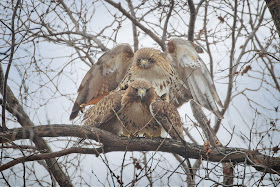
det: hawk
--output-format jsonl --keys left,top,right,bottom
{"left": 116, "top": 48, "right": 186, "bottom": 106}
{"left": 70, "top": 44, "right": 134, "bottom": 120}
{"left": 83, "top": 80, "right": 184, "bottom": 140}
{"left": 70, "top": 38, "right": 223, "bottom": 119}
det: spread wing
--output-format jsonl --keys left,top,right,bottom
{"left": 167, "top": 38, "right": 223, "bottom": 118}
{"left": 150, "top": 99, "right": 184, "bottom": 140}
{"left": 83, "top": 91, "right": 124, "bottom": 135}
{"left": 70, "top": 44, "right": 134, "bottom": 120}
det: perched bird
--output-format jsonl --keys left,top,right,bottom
{"left": 69, "top": 44, "right": 134, "bottom": 120}
{"left": 116, "top": 48, "right": 186, "bottom": 106}
{"left": 70, "top": 38, "right": 223, "bottom": 120}
{"left": 83, "top": 80, "right": 184, "bottom": 140}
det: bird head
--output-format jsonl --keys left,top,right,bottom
{"left": 135, "top": 49, "right": 157, "bottom": 69}
{"left": 137, "top": 88, "right": 146, "bottom": 99}
{"left": 125, "top": 81, "right": 157, "bottom": 104}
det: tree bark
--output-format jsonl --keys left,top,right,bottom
{"left": 1, "top": 124, "right": 280, "bottom": 175}
{"left": 265, "top": 0, "right": 280, "bottom": 36}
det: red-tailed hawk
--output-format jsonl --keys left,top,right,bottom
{"left": 70, "top": 44, "right": 134, "bottom": 120}
{"left": 116, "top": 48, "right": 187, "bottom": 106}
{"left": 70, "top": 38, "right": 223, "bottom": 119}
{"left": 83, "top": 80, "right": 183, "bottom": 140}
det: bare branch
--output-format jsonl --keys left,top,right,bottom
{"left": 126, "top": 0, "right": 139, "bottom": 51}
{"left": 2, "top": 0, "right": 21, "bottom": 131}
{"left": 0, "top": 65, "right": 74, "bottom": 187}
{"left": 103, "top": 0, "right": 166, "bottom": 50}
{"left": 0, "top": 147, "right": 101, "bottom": 172}
{"left": 1, "top": 125, "right": 280, "bottom": 175}
{"left": 162, "top": 0, "right": 174, "bottom": 43}
{"left": 187, "top": 0, "right": 196, "bottom": 41}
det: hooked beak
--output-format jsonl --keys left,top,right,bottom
{"left": 138, "top": 88, "right": 146, "bottom": 99}
{"left": 140, "top": 59, "right": 148, "bottom": 68}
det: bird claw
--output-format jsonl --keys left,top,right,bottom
{"left": 120, "top": 133, "right": 137, "bottom": 138}
{"left": 143, "top": 133, "right": 155, "bottom": 138}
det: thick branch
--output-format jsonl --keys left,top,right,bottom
{"left": 0, "top": 124, "right": 280, "bottom": 174}
{"left": 265, "top": 0, "right": 280, "bottom": 36}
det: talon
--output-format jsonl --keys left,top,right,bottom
{"left": 120, "top": 134, "right": 130, "bottom": 138}
{"left": 130, "top": 133, "right": 137, "bottom": 138}
{"left": 143, "top": 133, "right": 152, "bottom": 138}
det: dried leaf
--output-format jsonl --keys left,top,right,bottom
{"left": 272, "top": 146, "right": 279, "bottom": 153}
{"left": 204, "top": 141, "right": 211, "bottom": 156}
{"left": 218, "top": 16, "right": 225, "bottom": 23}
{"left": 198, "top": 29, "right": 204, "bottom": 40}
{"left": 241, "top": 65, "right": 252, "bottom": 75}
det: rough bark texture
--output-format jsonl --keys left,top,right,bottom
{"left": 1, "top": 124, "right": 280, "bottom": 174}
{"left": 265, "top": 0, "right": 280, "bottom": 36}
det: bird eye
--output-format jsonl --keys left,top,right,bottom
{"left": 137, "top": 59, "right": 141, "bottom": 63}
{"left": 135, "top": 88, "right": 138, "bottom": 92}
{"left": 148, "top": 58, "right": 153, "bottom": 63}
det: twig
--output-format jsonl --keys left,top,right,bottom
{"left": 103, "top": 0, "right": 165, "bottom": 50}
{"left": 187, "top": 0, "right": 196, "bottom": 42}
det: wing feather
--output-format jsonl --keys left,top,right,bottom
{"left": 83, "top": 91, "right": 124, "bottom": 135}
{"left": 150, "top": 100, "right": 184, "bottom": 140}
{"left": 167, "top": 38, "right": 223, "bottom": 118}
{"left": 70, "top": 44, "right": 134, "bottom": 120}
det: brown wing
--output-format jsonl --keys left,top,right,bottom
{"left": 167, "top": 38, "right": 223, "bottom": 118}
{"left": 70, "top": 44, "right": 134, "bottom": 120}
{"left": 150, "top": 99, "right": 184, "bottom": 140}
{"left": 83, "top": 91, "right": 124, "bottom": 135}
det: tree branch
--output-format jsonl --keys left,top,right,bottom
{"left": 57, "top": 0, "right": 108, "bottom": 52}
{"left": 103, "top": 0, "right": 166, "bottom": 50}
{"left": 162, "top": 0, "right": 174, "bottom": 43}
{"left": 0, "top": 124, "right": 280, "bottom": 175}
{"left": 0, "top": 65, "right": 74, "bottom": 187}
{"left": 2, "top": 0, "right": 21, "bottom": 131}
{"left": 264, "top": 0, "right": 280, "bottom": 37}
{"left": 187, "top": 0, "right": 196, "bottom": 42}
{"left": 0, "top": 147, "right": 101, "bottom": 172}
{"left": 190, "top": 102, "right": 235, "bottom": 185}
{"left": 126, "top": 0, "right": 139, "bottom": 52}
